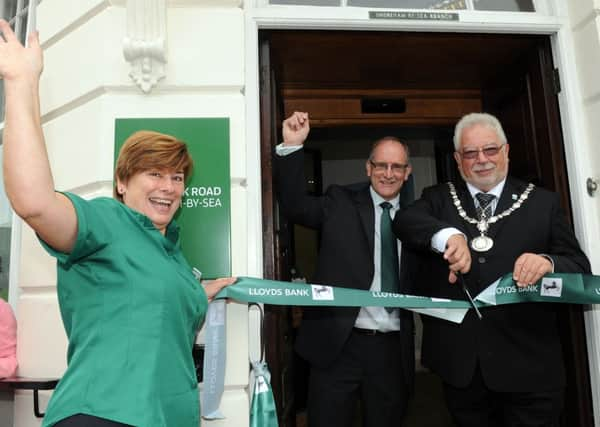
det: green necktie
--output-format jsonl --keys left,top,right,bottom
{"left": 380, "top": 202, "right": 399, "bottom": 300}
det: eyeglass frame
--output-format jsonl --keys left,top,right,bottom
{"left": 368, "top": 159, "right": 410, "bottom": 174}
{"left": 458, "top": 144, "right": 506, "bottom": 160}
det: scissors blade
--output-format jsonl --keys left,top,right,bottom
{"left": 457, "top": 273, "right": 483, "bottom": 320}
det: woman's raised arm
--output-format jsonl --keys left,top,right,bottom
{"left": 1, "top": 20, "right": 77, "bottom": 253}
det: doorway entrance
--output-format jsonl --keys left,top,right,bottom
{"left": 259, "top": 29, "right": 592, "bottom": 427}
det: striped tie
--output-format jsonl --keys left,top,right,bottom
{"left": 475, "top": 193, "right": 495, "bottom": 219}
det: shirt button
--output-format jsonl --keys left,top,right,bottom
{"left": 478, "top": 257, "right": 486, "bottom": 264}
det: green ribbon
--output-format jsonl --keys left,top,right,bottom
{"left": 476, "top": 273, "right": 600, "bottom": 306}
{"left": 249, "top": 361, "right": 278, "bottom": 427}
{"left": 201, "top": 300, "right": 226, "bottom": 420}
{"left": 206, "top": 273, "right": 599, "bottom": 422}
{"left": 215, "top": 276, "right": 473, "bottom": 323}
{"left": 218, "top": 274, "right": 600, "bottom": 307}
{"left": 215, "top": 274, "right": 600, "bottom": 324}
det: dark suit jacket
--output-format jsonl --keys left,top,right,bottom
{"left": 274, "top": 149, "right": 415, "bottom": 389}
{"left": 393, "top": 177, "right": 591, "bottom": 392}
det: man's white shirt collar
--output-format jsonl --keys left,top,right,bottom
{"left": 466, "top": 178, "right": 506, "bottom": 200}
{"left": 370, "top": 187, "right": 400, "bottom": 209}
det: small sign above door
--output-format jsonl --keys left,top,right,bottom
{"left": 369, "top": 11, "right": 459, "bottom": 21}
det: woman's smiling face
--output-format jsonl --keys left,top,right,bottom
{"left": 118, "top": 168, "right": 185, "bottom": 234}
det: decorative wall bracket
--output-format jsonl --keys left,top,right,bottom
{"left": 122, "top": 0, "right": 167, "bottom": 93}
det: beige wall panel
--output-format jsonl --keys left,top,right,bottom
{"left": 18, "top": 224, "right": 56, "bottom": 289}
{"left": 567, "top": 0, "right": 598, "bottom": 27}
{"left": 195, "top": 303, "right": 249, "bottom": 387}
{"left": 39, "top": 7, "right": 243, "bottom": 115}
{"left": 40, "top": 98, "right": 114, "bottom": 196}
{"left": 224, "top": 303, "right": 250, "bottom": 386}
{"left": 166, "top": 8, "right": 244, "bottom": 87}
{"left": 38, "top": 0, "right": 109, "bottom": 45}
{"left": 39, "top": 8, "right": 129, "bottom": 116}
{"left": 231, "top": 186, "right": 248, "bottom": 276}
{"left": 202, "top": 389, "right": 249, "bottom": 427}
{"left": 584, "top": 101, "right": 600, "bottom": 224}
{"left": 13, "top": 390, "right": 52, "bottom": 427}
{"left": 585, "top": 101, "right": 600, "bottom": 170}
{"left": 41, "top": 91, "right": 245, "bottom": 191}
{"left": 16, "top": 294, "right": 67, "bottom": 377}
{"left": 571, "top": 19, "right": 600, "bottom": 99}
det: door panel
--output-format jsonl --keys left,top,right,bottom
{"left": 259, "top": 33, "right": 297, "bottom": 427}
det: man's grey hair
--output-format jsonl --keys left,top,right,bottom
{"left": 453, "top": 113, "right": 507, "bottom": 150}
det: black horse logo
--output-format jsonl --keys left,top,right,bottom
{"left": 314, "top": 286, "right": 330, "bottom": 296}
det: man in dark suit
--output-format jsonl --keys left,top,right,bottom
{"left": 274, "top": 111, "right": 415, "bottom": 427}
{"left": 393, "top": 112, "right": 591, "bottom": 427}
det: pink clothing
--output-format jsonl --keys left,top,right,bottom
{"left": 0, "top": 299, "right": 17, "bottom": 378}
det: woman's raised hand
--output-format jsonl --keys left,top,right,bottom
{"left": 0, "top": 19, "right": 43, "bottom": 83}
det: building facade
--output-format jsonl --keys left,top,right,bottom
{"left": 1, "top": 0, "right": 600, "bottom": 426}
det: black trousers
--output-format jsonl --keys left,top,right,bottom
{"left": 443, "top": 365, "right": 564, "bottom": 427}
{"left": 307, "top": 329, "right": 409, "bottom": 427}
{"left": 54, "top": 414, "right": 133, "bottom": 427}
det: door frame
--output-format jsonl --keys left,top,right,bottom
{"left": 244, "top": 4, "right": 600, "bottom": 425}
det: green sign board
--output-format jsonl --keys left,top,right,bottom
{"left": 114, "top": 118, "right": 231, "bottom": 279}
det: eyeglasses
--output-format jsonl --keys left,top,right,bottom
{"left": 369, "top": 160, "right": 410, "bottom": 174}
{"left": 459, "top": 144, "right": 505, "bottom": 160}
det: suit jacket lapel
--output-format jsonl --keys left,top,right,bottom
{"left": 488, "top": 177, "right": 523, "bottom": 238}
{"left": 355, "top": 186, "right": 375, "bottom": 257}
{"left": 495, "top": 178, "right": 518, "bottom": 213}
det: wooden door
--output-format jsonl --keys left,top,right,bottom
{"left": 259, "top": 32, "right": 297, "bottom": 427}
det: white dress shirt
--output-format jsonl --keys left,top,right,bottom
{"left": 354, "top": 188, "right": 401, "bottom": 332}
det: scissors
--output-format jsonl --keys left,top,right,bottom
{"left": 456, "top": 272, "right": 483, "bottom": 320}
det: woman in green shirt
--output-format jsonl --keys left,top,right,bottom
{"left": 0, "top": 20, "right": 234, "bottom": 427}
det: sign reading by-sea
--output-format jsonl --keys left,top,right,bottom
{"left": 114, "top": 118, "right": 231, "bottom": 279}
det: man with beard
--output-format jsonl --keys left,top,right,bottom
{"left": 393, "top": 112, "right": 590, "bottom": 427}
{"left": 274, "top": 111, "right": 415, "bottom": 427}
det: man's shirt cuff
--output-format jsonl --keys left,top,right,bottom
{"left": 275, "top": 143, "right": 303, "bottom": 156}
{"left": 431, "top": 227, "right": 465, "bottom": 253}
{"left": 539, "top": 254, "right": 555, "bottom": 273}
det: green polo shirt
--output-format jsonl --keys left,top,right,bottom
{"left": 41, "top": 193, "right": 207, "bottom": 427}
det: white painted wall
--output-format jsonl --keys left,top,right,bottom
{"left": 565, "top": 1, "right": 600, "bottom": 425}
